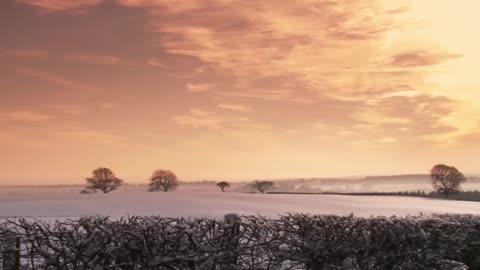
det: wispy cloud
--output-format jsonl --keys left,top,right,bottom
{"left": 174, "top": 109, "right": 223, "bottom": 129}
{"left": 388, "top": 50, "right": 461, "bottom": 67}
{"left": 114, "top": 0, "right": 467, "bottom": 141}
{"left": 17, "top": 0, "right": 102, "bottom": 11}
{"left": 379, "top": 137, "right": 397, "bottom": 143}
{"left": 100, "top": 102, "right": 116, "bottom": 109}
{"left": 216, "top": 89, "right": 291, "bottom": 102}
{"left": 186, "top": 82, "right": 216, "bottom": 93}
{"left": 50, "top": 105, "right": 85, "bottom": 115}
{"left": 0, "top": 111, "right": 53, "bottom": 122}
{"left": 218, "top": 104, "right": 253, "bottom": 113}
{"left": 5, "top": 0, "right": 480, "bottom": 178}
{"left": 174, "top": 109, "right": 269, "bottom": 131}
{"left": 2, "top": 49, "right": 48, "bottom": 58}
{"left": 146, "top": 59, "right": 167, "bottom": 68}
{"left": 64, "top": 53, "right": 123, "bottom": 65}
{"left": 16, "top": 67, "right": 96, "bottom": 91}
{"left": 63, "top": 52, "right": 168, "bottom": 69}
{"left": 51, "top": 129, "right": 125, "bottom": 144}
{"left": 131, "top": 1, "right": 411, "bottom": 85}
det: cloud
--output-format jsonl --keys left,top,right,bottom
{"left": 63, "top": 53, "right": 168, "bottom": 68}
{"left": 15, "top": 1, "right": 460, "bottom": 104}
{"left": 186, "top": 82, "right": 216, "bottom": 93}
{"left": 174, "top": 109, "right": 223, "bottom": 129}
{"left": 190, "top": 109, "right": 214, "bottom": 116}
{"left": 312, "top": 123, "right": 336, "bottom": 131}
{"left": 2, "top": 49, "right": 48, "bottom": 58}
{"left": 388, "top": 50, "right": 461, "bottom": 67}
{"left": 216, "top": 89, "right": 291, "bottom": 102}
{"left": 51, "top": 129, "right": 124, "bottom": 144}
{"left": 218, "top": 104, "right": 253, "bottom": 113}
{"left": 17, "top": 0, "right": 103, "bottom": 11}
{"left": 100, "top": 102, "right": 116, "bottom": 109}
{"left": 64, "top": 53, "right": 124, "bottom": 65}
{"left": 174, "top": 109, "right": 269, "bottom": 131}
{"left": 50, "top": 105, "right": 85, "bottom": 115}
{"left": 355, "top": 110, "right": 410, "bottom": 125}
{"left": 0, "top": 111, "right": 53, "bottom": 122}
{"left": 379, "top": 137, "right": 397, "bottom": 143}
{"left": 146, "top": 59, "right": 167, "bottom": 67}
{"left": 131, "top": 1, "right": 409, "bottom": 82}
{"left": 16, "top": 67, "right": 96, "bottom": 91}
{"left": 350, "top": 94, "right": 457, "bottom": 145}
{"left": 229, "top": 117, "right": 271, "bottom": 131}
{"left": 337, "top": 130, "right": 355, "bottom": 136}
{"left": 7, "top": 2, "right": 473, "bottom": 147}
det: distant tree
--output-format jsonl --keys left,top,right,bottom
{"left": 85, "top": 167, "right": 123, "bottom": 193}
{"left": 217, "top": 181, "right": 231, "bottom": 192}
{"left": 148, "top": 169, "right": 179, "bottom": 192}
{"left": 252, "top": 180, "right": 275, "bottom": 194}
{"left": 431, "top": 164, "right": 466, "bottom": 197}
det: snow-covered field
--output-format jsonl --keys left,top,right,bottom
{"left": 1, "top": 186, "right": 480, "bottom": 219}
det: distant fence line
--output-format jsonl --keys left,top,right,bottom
{"left": 1, "top": 213, "right": 480, "bottom": 269}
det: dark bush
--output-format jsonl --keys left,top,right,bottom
{"left": 2, "top": 214, "right": 479, "bottom": 269}
{"left": 428, "top": 190, "right": 480, "bottom": 201}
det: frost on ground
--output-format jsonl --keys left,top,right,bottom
{"left": 0, "top": 187, "right": 479, "bottom": 219}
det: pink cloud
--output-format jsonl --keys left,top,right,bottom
{"left": 17, "top": 0, "right": 103, "bottom": 11}
{"left": 64, "top": 53, "right": 123, "bottom": 65}
{"left": 218, "top": 104, "right": 254, "bottom": 113}
{"left": 2, "top": 49, "right": 48, "bottom": 58}
{"left": 64, "top": 53, "right": 166, "bottom": 68}
{"left": 146, "top": 59, "right": 167, "bottom": 67}
{"left": 100, "top": 102, "right": 116, "bottom": 109}
{"left": 16, "top": 67, "right": 97, "bottom": 91}
{"left": 174, "top": 109, "right": 269, "bottom": 131}
{"left": 186, "top": 82, "right": 216, "bottom": 93}
{"left": 389, "top": 50, "right": 461, "bottom": 67}
{"left": 0, "top": 111, "right": 53, "bottom": 122}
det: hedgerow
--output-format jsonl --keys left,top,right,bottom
{"left": 1, "top": 214, "right": 479, "bottom": 269}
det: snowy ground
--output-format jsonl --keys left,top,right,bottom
{"left": 1, "top": 187, "right": 480, "bottom": 219}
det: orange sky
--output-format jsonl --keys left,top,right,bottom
{"left": 1, "top": 0, "right": 480, "bottom": 184}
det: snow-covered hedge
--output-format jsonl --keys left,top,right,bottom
{"left": 2, "top": 214, "right": 480, "bottom": 269}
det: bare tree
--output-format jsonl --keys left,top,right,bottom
{"left": 148, "top": 169, "right": 179, "bottom": 192}
{"left": 85, "top": 167, "right": 123, "bottom": 193}
{"left": 217, "top": 181, "right": 231, "bottom": 192}
{"left": 252, "top": 181, "right": 275, "bottom": 194}
{"left": 431, "top": 164, "right": 466, "bottom": 197}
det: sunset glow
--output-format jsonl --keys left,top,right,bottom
{"left": 1, "top": 0, "right": 480, "bottom": 184}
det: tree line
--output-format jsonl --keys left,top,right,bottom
{"left": 81, "top": 167, "right": 275, "bottom": 194}
{"left": 81, "top": 164, "right": 468, "bottom": 198}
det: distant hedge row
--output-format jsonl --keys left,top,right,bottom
{"left": 1, "top": 214, "right": 480, "bottom": 269}
{"left": 297, "top": 190, "right": 480, "bottom": 202}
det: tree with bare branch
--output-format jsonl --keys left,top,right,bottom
{"left": 430, "top": 164, "right": 466, "bottom": 197}
{"left": 148, "top": 169, "right": 179, "bottom": 192}
{"left": 252, "top": 180, "right": 275, "bottom": 194}
{"left": 217, "top": 181, "right": 231, "bottom": 192}
{"left": 85, "top": 167, "right": 123, "bottom": 193}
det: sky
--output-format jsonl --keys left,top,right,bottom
{"left": 1, "top": 0, "right": 480, "bottom": 184}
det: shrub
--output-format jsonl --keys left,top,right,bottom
{"left": 3, "top": 214, "right": 480, "bottom": 269}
